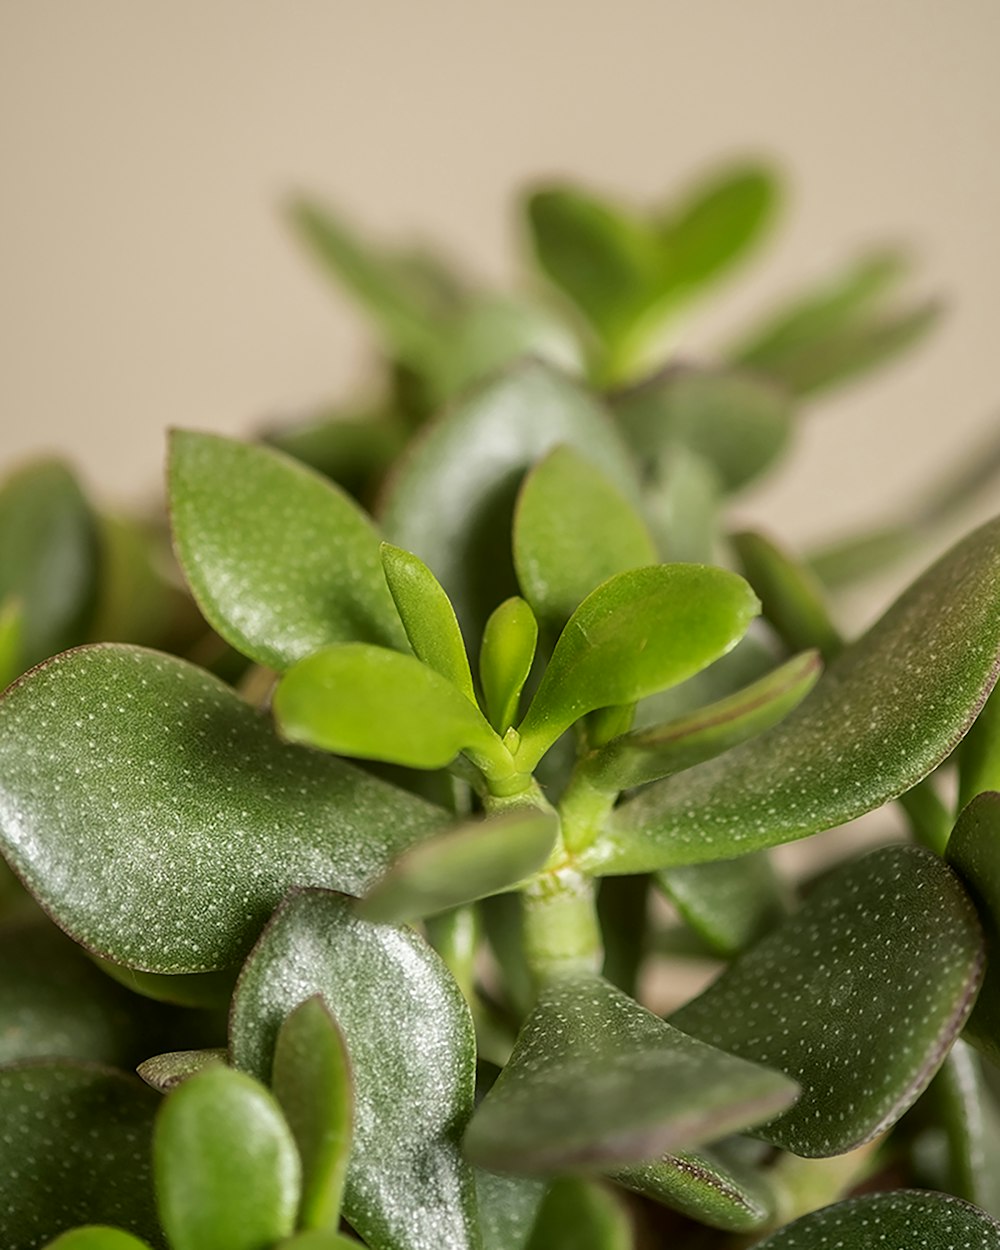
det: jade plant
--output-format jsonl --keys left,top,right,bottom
{"left": 4, "top": 160, "right": 1000, "bottom": 1250}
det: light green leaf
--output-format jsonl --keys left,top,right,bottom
{"left": 358, "top": 808, "right": 559, "bottom": 924}
{"left": 169, "top": 431, "right": 404, "bottom": 671}
{"left": 919, "top": 1039, "right": 1000, "bottom": 1216}
{"left": 381, "top": 543, "right": 475, "bottom": 700}
{"left": 960, "top": 687, "right": 1000, "bottom": 811}
{"left": 272, "top": 996, "right": 353, "bottom": 1232}
{"left": 276, "top": 1233, "right": 368, "bottom": 1250}
{"left": 752, "top": 1191, "right": 1000, "bottom": 1248}
{"left": 463, "top": 972, "right": 797, "bottom": 1174}
{"left": 136, "top": 1050, "right": 227, "bottom": 1094}
{"left": 155, "top": 1066, "right": 300, "bottom": 1250}
{"left": 525, "top": 1178, "right": 631, "bottom": 1250}
{"left": 595, "top": 515, "right": 1000, "bottom": 874}
{"left": 0, "top": 596, "right": 24, "bottom": 688}
{"left": 230, "top": 889, "right": 479, "bottom": 1250}
{"left": 515, "top": 565, "right": 760, "bottom": 771}
{"left": 731, "top": 531, "right": 841, "bottom": 660}
{"left": 0, "top": 645, "right": 446, "bottom": 972}
{"left": 657, "top": 853, "right": 789, "bottom": 959}
{"left": 672, "top": 846, "right": 984, "bottom": 1157}
{"left": 44, "top": 1228, "right": 154, "bottom": 1249}
{"left": 479, "top": 598, "right": 539, "bottom": 734}
{"left": 513, "top": 446, "right": 657, "bottom": 630}
{"left": 476, "top": 1171, "right": 546, "bottom": 1250}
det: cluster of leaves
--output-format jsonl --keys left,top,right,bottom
{"left": 2, "top": 161, "right": 1000, "bottom": 1250}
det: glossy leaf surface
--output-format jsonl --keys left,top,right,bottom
{"left": 136, "top": 1050, "right": 226, "bottom": 1094}
{"left": 0, "top": 1062, "right": 160, "bottom": 1249}
{"left": 597, "top": 515, "right": 1000, "bottom": 873}
{"left": 0, "top": 645, "right": 445, "bottom": 972}
{"left": 43, "top": 1229, "right": 154, "bottom": 1250}
{"left": 732, "top": 531, "right": 841, "bottom": 660}
{"left": 752, "top": 1191, "right": 1000, "bottom": 1248}
{"left": 524, "top": 1178, "right": 631, "bottom": 1250}
{"left": 155, "top": 1066, "right": 300, "bottom": 1250}
{"left": 657, "top": 852, "right": 789, "bottom": 959}
{"left": 463, "top": 972, "right": 797, "bottom": 1174}
{"left": 230, "top": 889, "right": 479, "bottom": 1250}
{"left": 479, "top": 598, "right": 538, "bottom": 734}
{"left": 169, "top": 431, "right": 403, "bottom": 671}
{"left": 672, "top": 846, "right": 983, "bottom": 1156}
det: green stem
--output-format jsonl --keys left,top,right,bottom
{"left": 521, "top": 869, "right": 602, "bottom": 984}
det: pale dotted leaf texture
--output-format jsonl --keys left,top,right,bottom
{"left": 136, "top": 1050, "right": 227, "bottom": 1094}
{"left": 0, "top": 1061, "right": 161, "bottom": 1250}
{"left": 524, "top": 1177, "right": 632, "bottom": 1250}
{"left": 463, "top": 972, "right": 797, "bottom": 1175}
{"left": 476, "top": 1170, "right": 546, "bottom": 1250}
{"left": 920, "top": 1039, "right": 1000, "bottom": 1217}
{"left": 945, "top": 792, "right": 1000, "bottom": 1067}
{"left": 512, "top": 445, "right": 657, "bottom": 631}
{"left": 155, "top": 1066, "right": 300, "bottom": 1250}
{"left": 595, "top": 515, "right": 1000, "bottom": 875}
{"left": 751, "top": 1190, "right": 1000, "bottom": 1249}
{"left": 43, "top": 1228, "right": 155, "bottom": 1249}
{"left": 380, "top": 361, "right": 640, "bottom": 642}
{"left": 671, "top": 846, "right": 984, "bottom": 1158}
{"left": 0, "top": 645, "right": 447, "bottom": 973}
{"left": 229, "top": 889, "right": 479, "bottom": 1250}
{"left": 657, "top": 852, "right": 790, "bottom": 960}
{"left": 169, "top": 430, "right": 404, "bottom": 673}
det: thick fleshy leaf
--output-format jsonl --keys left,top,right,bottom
{"left": 513, "top": 446, "right": 656, "bottom": 630}
{"left": 136, "top": 1050, "right": 227, "bottom": 1094}
{"left": 0, "top": 1062, "right": 160, "bottom": 1249}
{"left": 264, "top": 405, "right": 407, "bottom": 503}
{"left": 672, "top": 846, "right": 984, "bottom": 1157}
{"left": 479, "top": 598, "right": 539, "bottom": 734}
{"left": 169, "top": 431, "right": 403, "bottom": 671}
{"left": 92, "top": 960, "right": 236, "bottom": 1009}
{"left": 657, "top": 853, "right": 789, "bottom": 959}
{"left": 272, "top": 996, "right": 353, "bottom": 1232}
{"left": 524, "top": 1178, "right": 631, "bottom": 1250}
{"left": 960, "top": 687, "right": 1000, "bottom": 810}
{"left": 358, "top": 808, "right": 559, "bottom": 923}
{"left": 476, "top": 1171, "right": 546, "bottom": 1250}
{"left": 154, "top": 1066, "right": 300, "bottom": 1250}
{"left": 732, "top": 531, "right": 841, "bottom": 660}
{"left": 0, "top": 645, "right": 445, "bottom": 972}
{"left": 752, "top": 1191, "right": 1000, "bottom": 1249}
{"left": 0, "top": 596, "right": 24, "bottom": 688}
{"left": 229, "top": 889, "right": 479, "bottom": 1250}
{"left": 514, "top": 565, "right": 759, "bottom": 771}
{"left": 43, "top": 1229, "right": 154, "bottom": 1249}
{"left": 595, "top": 515, "right": 1000, "bottom": 874}
{"left": 463, "top": 972, "right": 797, "bottom": 1174}
{"left": 277, "top": 1234, "right": 370, "bottom": 1250}
{"left": 381, "top": 362, "right": 639, "bottom": 641}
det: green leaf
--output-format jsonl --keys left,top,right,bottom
{"left": 0, "top": 645, "right": 446, "bottom": 972}
{"left": 642, "top": 443, "right": 722, "bottom": 563}
{"left": 136, "top": 1050, "right": 227, "bottom": 1094}
{"left": 272, "top": 996, "right": 353, "bottom": 1232}
{"left": 585, "top": 650, "right": 821, "bottom": 792}
{"left": 960, "top": 686, "right": 1000, "bottom": 811}
{"left": 155, "top": 1066, "right": 300, "bottom": 1250}
{"left": 264, "top": 405, "right": 407, "bottom": 502}
{"left": 358, "top": 808, "right": 559, "bottom": 923}
{"left": 476, "top": 1171, "right": 546, "bottom": 1250}
{"left": 0, "top": 1062, "right": 160, "bottom": 1249}
{"left": 807, "top": 524, "right": 920, "bottom": 590}
{"left": 381, "top": 543, "right": 475, "bottom": 700}
{"left": 381, "top": 362, "right": 640, "bottom": 642}
{"left": 479, "top": 598, "right": 539, "bottom": 734}
{"left": 919, "top": 1039, "right": 1000, "bottom": 1216}
{"left": 0, "top": 596, "right": 24, "bottom": 688}
{"left": 169, "top": 431, "right": 403, "bottom": 671}
{"left": 595, "top": 515, "right": 1000, "bottom": 874}
{"left": 0, "top": 459, "right": 100, "bottom": 672}
{"left": 229, "top": 889, "right": 479, "bottom": 1250}
{"left": 731, "top": 531, "right": 841, "bottom": 660}
{"left": 92, "top": 960, "right": 236, "bottom": 1009}
{"left": 513, "top": 446, "right": 657, "bottom": 630}
{"left": 276, "top": 1234, "right": 367, "bottom": 1250}
{"left": 657, "top": 852, "right": 789, "bottom": 959}
{"left": 463, "top": 972, "right": 797, "bottom": 1174}
{"left": 43, "top": 1229, "right": 155, "bottom": 1249}
{"left": 672, "top": 846, "right": 984, "bottom": 1157}
{"left": 525, "top": 1178, "right": 631, "bottom": 1250}
{"left": 515, "top": 565, "right": 760, "bottom": 771}
{"left": 751, "top": 1190, "right": 1000, "bottom": 1248}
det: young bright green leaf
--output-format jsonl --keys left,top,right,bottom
{"left": 169, "top": 431, "right": 404, "bottom": 671}
{"left": 920, "top": 1039, "right": 1000, "bottom": 1216}
{"left": 155, "top": 1066, "right": 300, "bottom": 1250}
{"left": 479, "top": 597, "right": 539, "bottom": 734}
{"left": 515, "top": 565, "right": 760, "bottom": 771}
{"left": 672, "top": 846, "right": 984, "bottom": 1157}
{"left": 0, "top": 1062, "right": 160, "bottom": 1249}
{"left": 731, "top": 531, "right": 842, "bottom": 660}
{"left": 513, "top": 446, "right": 657, "bottom": 629}
{"left": 230, "top": 889, "right": 479, "bottom": 1250}
{"left": 476, "top": 1171, "right": 547, "bottom": 1250}
{"left": 752, "top": 1191, "right": 1000, "bottom": 1249}
{"left": 136, "top": 1050, "right": 227, "bottom": 1094}
{"left": 595, "top": 514, "right": 1000, "bottom": 874}
{"left": 960, "top": 687, "right": 1000, "bottom": 811}
{"left": 272, "top": 996, "right": 353, "bottom": 1232}
{"left": 524, "top": 1178, "right": 631, "bottom": 1250}
{"left": 381, "top": 543, "right": 475, "bottom": 700}
{"left": 0, "top": 596, "right": 24, "bottom": 688}
{"left": 585, "top": 650, "right": 821, "bottom": 792}
{"left": 43, "top": 1228, "right": 155, "bottom": 1249}
{"left": 358, "top": 808, "right": 559, "bottom": 924}
{"left": 274, "top": 643, "right": 505, "bottom": 772}
{"left": 657, "top": 852, "right": 790, "bottom": 959}
{"left": 276, "top": 1233, "right": 369, "bottom": 1250}
{"left": 0, "top": 645, "right": 446, "bottom": 972}
{"left": 463, "top": 972, "right": 797, "bottom": 1174}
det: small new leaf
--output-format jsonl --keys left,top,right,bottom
{"left": 479, "top": 598, "right": 539, "bottom": 734}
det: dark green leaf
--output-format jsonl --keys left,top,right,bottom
{"left": 479, "top": 598, "right": 539, "bottom": 734}
{"left": 463, "top": 972, "right": 797, "bottom": 1174}
{"left": 263, "top": 405, "right": 407, "bottom": 503}
{"left": 91, "top": 960, "right": 236, "bottom": 1009}
{"left": 230, "top": 889, "right": 479, "bottom": 1250}
{"left": 155, "top": 1066, "right": 300, "bottom": 1250}
{"left": 476, "top": 1171, "right": 546, "bottom": 1250}
{"left": 169, "top": 431, "right": 403, "bottom": 671}
{"left": 597, "top": 875, "right": 650, "bottom": 996}
{"left": 657, "top": 852, "right": 789, "bottom": 959}
{"left": 919, "top": 1039, "right": 1000, "bottom": 1215}
{"left": 43, "top": 1229, "right": 154, "bottom": 1249}
{"left": 525, "top": 1178, "right": 631, "bottom": 1250}
{"left": 89, "top": 513, "right": 192, "bottom": 652}
{"left": 672, "top": 846, "right": 984, "bottom": 1156}
{"left": 752, "top": 1190, "right": 1000, "bottom": 1248}
{"left": 0, "top": 645, "right": 445, "bottom": 972}
{"left": 732, "top": 531, "right": 841, "bottom": 660}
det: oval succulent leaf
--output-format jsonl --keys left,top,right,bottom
{"left": 731, "top": 531, "right": 841, "bottom": 660}
{"left": 524, "top": 1177, "right": 632, "bottom": 1250}
{"left": 154, "top": 1066, "right": 300, "bottom": 1250}
{"left": 920, "top": 1039, "right": 1000, "bottom": 1216}
{"left": 657, "top": 852, "right": 790, "bottom": 960}
{"left": 476, "top": 1171, "right": 546, "bottom": 1250}
{"left": 515, "top": 565, "right": 760, "bottom": 771}
{"left": 513, "top": 445, "right": 657, "bottom": 630}
{"left": 597, "top": 514, "right": 1000, "bottom": 874}
{"left": 479, "top": 597, "right": 539, "bottom": 734}
{"left": 43, "top": 1229, "right": 155, "bottom": 1249}
{"left": 671, "top": 846, "right": 984, "bottom": 1157}
{"left": 169, "top": 430, "right": 404, "bottom": 671}
{"left": 229, "top": 889, "right": 480, "bottom": 1250}
{"left": 0, "top": 645, "right": 446, "bottom": 972}
{"left": 136, "top": 1050, "right": 227, "bottom": 1094}
{"left": 463, "top": 971, "right": 798, "bottom": 1175}
{"left": 276, "top": 1233, "right": 372, "bottom": 1250}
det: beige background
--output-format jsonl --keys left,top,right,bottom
{"left": 2, "top": 1, "right": 998, "bottom": 599}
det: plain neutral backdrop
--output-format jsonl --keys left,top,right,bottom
{"left": 2, "top": 2, "right": 998, "bottom": 599}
